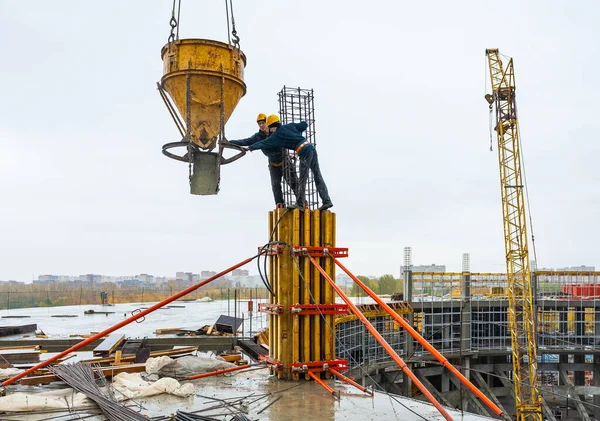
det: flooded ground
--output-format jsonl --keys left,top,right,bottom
{"left": 0, "top": 300, "right": 269, "bottom": 339}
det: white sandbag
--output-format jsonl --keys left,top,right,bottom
{"left": 145, "top": 355, "right": 176, "bottom": 374}
{"left": 112, "top": 372, "right": 195, "bottom": 398}
{"left": 155, "top": 355, "right": 234, "bottom": 378}
{"left": 0, "top": 368, "right": 23, "bottom": 380}
{"left": 0, "top": 388, "right": 91, "bottom": 412}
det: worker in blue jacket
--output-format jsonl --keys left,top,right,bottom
{"left": 248, "top": 114, "right": 333, "bottom": 211}
{"left": 228, "top": 113, "right": 299, "bottom": 207}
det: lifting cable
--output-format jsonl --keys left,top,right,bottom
{"left": 225, "top": 0, "right": 241, "bottom": 48}
{"left": 516, "top": 116, "right": 539, "bottom": 268}
{"left": 168, "top": 0, "right": 182, "bottom": 44}
{"left": 486, "top": 57, "right": 494, "bottom": 152}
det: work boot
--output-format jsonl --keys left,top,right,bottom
{"left": 319, "top": 202, "right": 333, "bottom": 211}
{"left": 288, "top": 203, "right": 304, "bottom": 210}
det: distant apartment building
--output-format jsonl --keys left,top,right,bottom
{"left": 136, "top": 273, "right": 155, "bottom": 284}
{"left": 200, "top": 270, "right": 217, "bottom": 278}
{"left": 400, "top": 264, "right": 446, "bottom": 277}
{"left": 534, "top": 263, "right": 596, "bottom": 272}
{"left": 176, "top": 272, "right": 193, "bottom": 282}
{"left": 232, "top": 269, "right": 249, "bottom": 277}
{"left": 117, "top": 279, "right": 142, "bottom": 287}
{"left": 38, "top": 274, "right": 59, "bottom": 282}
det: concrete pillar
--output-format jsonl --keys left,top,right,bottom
{"left": 403, "top": 270, "right": 413, "bottom": 396}
{"left": 594, "top": 354, "right": 600, "bottom": 420}
{"left": 441, "top": 370, "right": 450, "bottom": 393}
{"left": 559, "top": 354, "right": 569, "bottom": 386}
{"left": 461, "top": 357, "right": 471, "bottom": 411}
{"left": 461, "top": 273, "right": 472, "bottom": 351}
{"left": 574, "top": 353, "right": 585, "bottom": 401}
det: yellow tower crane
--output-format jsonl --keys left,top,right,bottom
{"left": 485, "top": 48, "right": 542, "bottom": 421}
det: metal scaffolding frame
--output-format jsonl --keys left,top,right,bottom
{"left": 335, "top": 271, "right": 600, "bottom": 368}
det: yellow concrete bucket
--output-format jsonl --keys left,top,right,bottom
{"left": 159, "top": 39, "right": 247, "bottom": 195}
{"left": 161, "top": 39, "right": 246, "bottom": 149}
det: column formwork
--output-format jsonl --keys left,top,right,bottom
{"left": 266, "top": 207, "right": 336, "bottom": 380}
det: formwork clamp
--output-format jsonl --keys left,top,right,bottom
{"left": 290, "top": 246, "right": 349, "bottom": 258}
{"left": 289, "top": 304, "right": 349, "bottom": 315}
{"left": 258, "top": 303, "right": 284, "bottom": 315}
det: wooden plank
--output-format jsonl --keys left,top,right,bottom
{"left": 0, "top": 345, "right": 40, "bottom": 351}
{"left": 20, "top": 363, "right": 147, "bottom": 386}
{"left": 93, "top": 334, "right": 125, "bottom": 356}
{"left": 83, "top": 346, "right": 199, "bottom": 365}
{"left": 0, "top": 350, "right": 40, "bottom": 364}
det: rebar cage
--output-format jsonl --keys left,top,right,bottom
{"left": 278, "top": 86, "right": 319, "bottom": 209}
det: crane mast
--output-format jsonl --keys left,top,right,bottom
{"left": 485, "top": 48, "right": 542, "bottom": 421}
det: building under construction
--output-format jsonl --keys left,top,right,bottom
{"left": 333, "top": 250, "right": 600, "bottom": 421}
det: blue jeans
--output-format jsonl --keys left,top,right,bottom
{"left": 269, "top": 156, "right": 299, "bottom": 205}
{"left": 296, "top": 147, "right": 331, "bottom": 206}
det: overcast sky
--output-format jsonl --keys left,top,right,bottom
{"left": 1, "top": 1, "right": 598, "bottom": 282}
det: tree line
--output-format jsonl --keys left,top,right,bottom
{"left": 0, "top": 275, "right": 402, "bottom": 310}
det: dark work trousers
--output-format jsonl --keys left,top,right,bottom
{"left": 269, "top": 156, "right": 299, "bottom": 205}
{"left": 296, "top": 147, "right": 331, "bottom": 207}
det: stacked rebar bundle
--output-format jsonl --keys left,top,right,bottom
{"left": 49, "top": 362, "right": 148, "bottom": 421}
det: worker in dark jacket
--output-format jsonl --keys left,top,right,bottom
{"left": 228, "top": 113, "right": 299, "bottom": 207}
{"left": 248, "top": 114, "right": 333, "bottom": 211}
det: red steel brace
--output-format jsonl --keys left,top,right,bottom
{"left": 258, "top": 355, "right": 284, "bottom": 371}
{"left": 289, "top": 359, "right": 349, "bottom": 373}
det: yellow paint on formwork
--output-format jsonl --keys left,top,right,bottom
{"left": 302, "top": 210, "right": 312, "bottom": 380}
{"left": 268, "top": 208, "right": 335, "bottom": 380}
{"left": 268, "top": 211, "right": 276, "bottom": 362}
{"left": 291, "top": 209, "right": 301, "bottom": 380}
{"left": 322, "top": 211, "right": 335, "bottom": 371}
{"left": 160, "top": 39, "right": 246, "bottom": 150}
{"left": 311, "top": 211, "right": 321, "bottom": 363}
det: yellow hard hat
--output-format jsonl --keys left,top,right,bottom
{"left": 266, "top": 114, "right": 280, "bottom": 127}
{"left": 256, "top": 113, "right": 267, "bottom": 122}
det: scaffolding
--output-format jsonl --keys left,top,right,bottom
{"left": 335, "top": 270, "right": 600, "bottom": 364}
{"left": 277, "top": 86, "right": 319, "bottom": 209}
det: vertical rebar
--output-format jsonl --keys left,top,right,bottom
{"left": 278, "top": 86, "right": 319, "bottom": 209}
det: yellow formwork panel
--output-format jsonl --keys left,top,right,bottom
{"left": 302, "top": 210, "right": 311, "bottom": 367}
{"left": 161, "top": 39, "right": 246, "bottom": 150}
{"left": 292, "top": 209, "right": 301, "bottom": 379}
{"left": 268, "top": 211, "right": 276, "bottom": 365}
{"left": 322, "top": 211, "right": 335, "bottom": 368}
{"left": 267, "top": 209, "right": 336, "bottom": 380}
{"left": 277, "top": 210, "right": 290, "bottom": 378}
{"left": 311, "top": 210, "right": 321, "bottom": 363}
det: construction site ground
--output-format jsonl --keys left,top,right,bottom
{"left": 1, "top": 367, "right": 497, "bottom": 421}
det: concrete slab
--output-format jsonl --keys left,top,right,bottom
{"left": 2, "top": 369, "right": 497, "bottom": 420}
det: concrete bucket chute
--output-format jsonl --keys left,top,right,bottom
{"left": 158, "top": 39, "right": 247, "bottom": 195}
